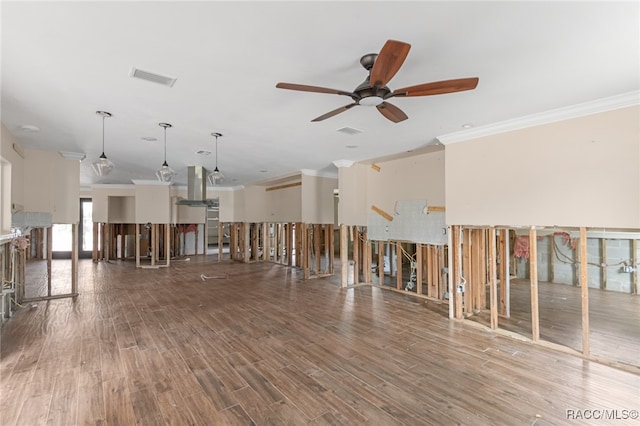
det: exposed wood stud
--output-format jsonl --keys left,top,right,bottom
{"left": 396, "top": 241, "right": 403, "bottom": 290}
{"left": 371, "top": 205, "right": 393, "bottom": 222}
{"left": 631, "top": 239, "right": 637, "bottom": 294}
{"left": 462, "top": 228, "right": 472, "bottom": 314}
{"left": 489, "top": 227, "right": 498, "bottom": 330}
{"left": 601, "top": 238, "right": 607, "bottom": 289}
{"left": 427, "top": 206, "right": 445, "bottom": 213}
{"left": 92, "top": 222, "right": 99, "bottom": 262}
{"left": 340, "top": 224, "right": 348, "bottom": 288}
{"left": 353, "top": 227, "right": 360, "bottom": 285}
{"left": 580, "top": 227, "right": 590, "bottom": 356}
{"left": 451, "top": 225, "right": 463, "bottom": 320}
{"left": 71, "top": 223, "right": 78, "bottom": 294}
{"left": 416, "top": 244, "right": 423, "bottom": 295}
{"left": 378, "top": 241, "right": 384, "bottom": 285}
{"left": 218, "top": 222, "right": 224, "bottom": 262}
{"left": 530, "top": 227, "right": 540, "bottom": 342}
{"left": 135, "top": 224, "right": 140, "bottom": 268}
{"left": 498, "top": 229, "right": 510, "bottom": 317}
{"left": 46, "top": 226, "right": 52, "bottom": 297}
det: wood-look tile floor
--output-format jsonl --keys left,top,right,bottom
{"left": 1, "top": 258, "right": 639, "bottom": 425}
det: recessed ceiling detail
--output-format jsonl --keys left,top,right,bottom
{"left": 195, "top": 149, "right": 211, "bottom": 155}
{"left": 337, "top": 126, "right": 363, "bottom": 136}
{"left": 129, "top": 67, "right": 177, "bottom": 87}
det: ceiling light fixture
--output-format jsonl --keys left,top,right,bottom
{"left": 156, "top": 123, "right": 176, "bottom": 183}
{"left": 207, "top": 132, "right": 224, "bottom": 186}
{"left": 92, "top": 111, "right": 114, "bottom": 176}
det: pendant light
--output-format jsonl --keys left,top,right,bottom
{"left": 92, "top": 111, "right": 114, "bottom": 176}
{"left": 156, "top": 123, "right": 176, "bottom": 183}
{"left": 207, "top": 132, "right": 224, "bottom": 185}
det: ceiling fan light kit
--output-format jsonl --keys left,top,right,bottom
{"left": 92, "top": 110, "right": 115, "bottom": 176}
{"left": 276, "top": 39, "right": 479, "bottom": 123}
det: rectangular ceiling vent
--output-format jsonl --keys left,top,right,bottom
{"left": 336, "top": 126, "right": 363, "bottom": 136}
{"left": 130, "top": 67, "right": 177, "bottom": 87}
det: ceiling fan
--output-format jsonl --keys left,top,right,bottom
{"left": 276, "top": 40, "right": 479, "bottom": 123}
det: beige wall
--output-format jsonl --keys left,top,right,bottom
{"left": 91, "top": 186, "right": 135, "bottom": 223}
{"left": 22, "top": 148, "right": 79, "bottom": 223}
{"left": 445, "top": 106, "right": 640, "bottom": 228}
{"left": 242, "top": 183, "right": 302, "bottom": 223}
{"left": 1, "top": 124, "right": 24, "bottom": 210}
{"left": 134, "top": 183, "right": 171, "bottom": 223}
{"left": 301, "top": 174, "right": 338, "bottom": 224}
{"left": 367, "top": 148, "right": 445, "bottom": 216}
{"left": 337, "top": 163, "right": 368, "bottom": 226}
{"left": 108, "top": 196, "right": 136, "bottom": 223}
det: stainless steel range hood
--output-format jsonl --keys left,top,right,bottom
{"left": 175, "top": 166, "right": 218, "bottom": 207}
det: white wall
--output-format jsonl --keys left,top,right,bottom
{"left": 445, "top": 106, "right": 640, "bottom": 228}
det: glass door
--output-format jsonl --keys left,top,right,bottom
{"left": 79, "top": 198, "right": 94, "bottom": 258}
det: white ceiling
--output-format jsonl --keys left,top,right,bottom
{"left": 2, "top": 1, "right": 638, "bottom": 188}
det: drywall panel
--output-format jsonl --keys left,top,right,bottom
{"left": 337, "top": 163, "right": 367, "bottom": 226}
{"left": 22, "top": 149, "right": 54, "bottom": 215}
{"left": 1, "top": 159, "right": 11, "bottom": 234}
{"left": 242, "top": 183, "right": 302, "bottom": 223}
{"left": 91, "top": 186, "right": 135, "bottom": 223}
{"left": 446, "top": 106, "right": 640, "bottom": 228}
{"left": 301, "top": 175, "right": 338, "bottom": 224}
{"left": 1, "top": 124, "right": 24, "bottom": 209}
{"left": 21, "top": 148, "right": 79, "bottom": 223}
{"left": 108, "top": 196, "right": 135, "bottom": 223}
{"left": 368, "top": 199, "right": 447, "bottom": 245}
{"left": 134, "top": 183, "right": 171, "bottom": 223}
{"left": 367, "top": 149, "right": 445, "bottom": 218}
{"left": 175, "top": 202, "right": 206, "bottom": 224}
{"left": 53, "top": 156, "right": 80, "bottom": 223}
{"left": 217, "top": 190, "right": 235, "bottom": 223}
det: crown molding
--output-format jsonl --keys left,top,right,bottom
{"left": 300, "top": 169, "right": 338, "bottom": 179}
{"left": 332, "top": 159, "right": 355, "bottom": 168}
{"left": 131, "top": 179, "right": 171, "bottom": 186}
{"left": 91, "top": 184, "right": 135, "bottom": 189}
{"left": 437, "top": 90, "right": 640, "bottom": 145}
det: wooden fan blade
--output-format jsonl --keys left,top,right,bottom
{"left": 276, "top": 82, "right": 353, "bottom": 97}
{"left": 369, "top": 40, "right": 411, "bottom": 88}
{"left": 311, "top": 103, "right": 358, "bottom": 122}
{"left": 376, "top": 101, "right": 408, "bottom": 123}
{"left": 392, "top": 77, "right": 479, "bottom": 97}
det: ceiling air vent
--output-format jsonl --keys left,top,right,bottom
{"left": 130, "top": 67, "right": 177, "bottom": 87}
{"left": 336, "top": 126, "right": 363, "bottom": 136}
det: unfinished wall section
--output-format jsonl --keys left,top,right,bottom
{"left": 516, "top": 232, "right": 639, "bottom": 293}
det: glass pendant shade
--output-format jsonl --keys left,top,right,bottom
{"left": 93, "top": 111, "right": 114, "bottom": 176}
{"left": 208, "top": 132, "right": 224, "bottom": 185}
{"left": 92, "top": 153, "right": 114, "bottom": 176}
{"left": 207, "top": 167, "right": 224, "bottom": 186}
{"left": 156, "top": 161, "right": 176, "bottom": 183}
{"left": 156, "top": 123, "right": 175, "bottom": 183}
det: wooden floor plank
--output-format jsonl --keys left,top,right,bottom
{"left": 103, "top": 376, "right": 136, "bottom": 426}
{"left": 0, "top": 258, "right": 638, "bottom": 426}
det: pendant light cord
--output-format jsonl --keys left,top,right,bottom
{"left": 102, "top": 116, "right": 105, "bottom": 154}
{"left": 215, "top": 135, "right": 218, "bottom": 169}
{"left": 163, "top": 126, "right": 167, "bottom": 164}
